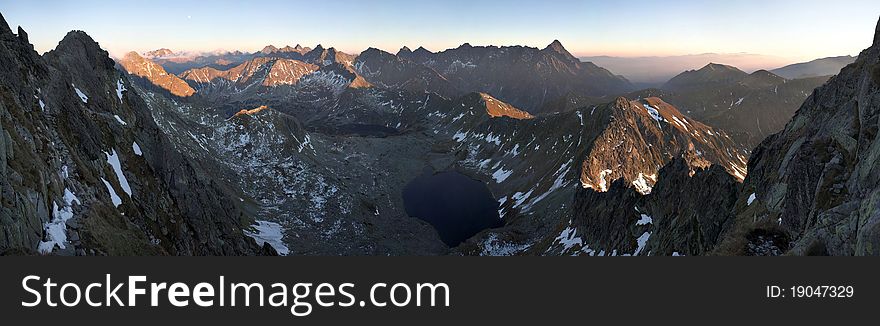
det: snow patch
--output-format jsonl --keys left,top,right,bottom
{"left": 101, "top": 177, "right": 123, "bottom": 207}
{"left": 105, "top": 149, "right": 132, "bottom": 197}
{"left": 633, "top": 231, "right": 651, "bottom": 256}
{"left": 747, "top": 193, "right": 757, "bottom": 206}
{"left": 37, "top": 188, "right": 80, "bottom": 254}
{"left": 132, "top": 142, "right": 143, "bottom": 156}
{"left": 453, "top": 130, "right": 468, "bottom": 142}
{"left": 480, "top": 233, "right": 530, "bottom": 256}
{"left": 642, "top": 103, "right": 663, "bottom": 122}
{"left": 73, "top": 84, "right": 88, "bottom": 103}
{"left": 632, "top": 173, "right": 653, "bottom": 195}
{"left": 116, "top": 79, "right": 127, "bottom": 102}
{"left": 492, "top": 167, "right": 512, "bottom": 183}
{"left": 555, "top": 226, "right": 583, "bottom": 251}
{"left": 114, "top": 115, "right": 127, "bottom": 126}
{"left": 636, "top": 214, "right": 653, "bottom": 226}
{"left": 671, "top": 116, "right": 689, "bottom": 131}
{"left": 598, "top": 169, "right": 613, "bottom": 192}
{"left": 244, "top": 220, "right": 290, "bottom": 256}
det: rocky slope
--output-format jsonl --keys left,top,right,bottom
{"left": 354, "top": 48, "right": 461, "bottom": 98}
{"left": 540, "top": 158, "right": 740, "bottom": 256}
{"left": 447, "top": 95, "right": 747, "bottom": 255}
{"left": 117, "top": 51, "right": 196, "bottom": 97}
{"left": 718, "top": 19, "right": 880, "bottom": 255}
{"left": 629, "top": 64, "right": 831, "bottom": 148}
{"left": 541, "top": 17, "right": 880, "bottom": 257}
{"left": 0, "top": 14, "right": 267, "bottom": 255}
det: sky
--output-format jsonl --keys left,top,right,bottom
{"left": 2, "top": 0, "right": 880, "bottom": 64}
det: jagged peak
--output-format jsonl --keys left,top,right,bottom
{"left": 16, "top": 26, "right": 28, "bottom": 43}
{"left": 414, "top": 46, "right": 432, "bottom": 54}
{"left": 361, "top": 47, "right": 395, "bottom": 59}
{"left": 875, "top": 15, "right": 880, "bottom": 46}
{"left": 543, "top": 39, "right": 575, "bottom": 58}
{"left": 294, "top": 44, "right": 303, "bottom": 50}
{"left": 397, "top": 46, "right": 412, "bottom": 55}
{"left": 545, "top": 39, "right": 565, "bottom": 51}
{"left": 54, "top": 30, "right": 110, "bottom": 62}
{"left": 0, "top": 12, "right": 10, "bottom": 35}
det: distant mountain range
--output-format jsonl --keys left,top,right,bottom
{"left": 580, "top": 53, "right": 794, "bottom": 86}
{"left": 769, "top": 55, "right": 856, "bottom": 79}
{"left": 580, "top": 53, "right": 852, "bottom": 87}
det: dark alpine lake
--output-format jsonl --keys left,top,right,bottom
{"left": 402, "top": 170, "right": 502, "bottom": 246}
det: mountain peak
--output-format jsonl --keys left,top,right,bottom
{"left": 546, "top": 39, "right": 564, "bottom": 50}
{"left": 261, "top": 45, "right": 278, "bottom": 54}
{"left": 543, "top": 39, "right": 575, "bottom": 59}
{"left": 398, "top": 46, "right": 412, "bottom": 54}
{"left": 294, "top": 44, "right": 303, "bottom": 50}
{"left": 702, "top": 62, "right": 738, "bottom": 71}
{"left": 124, "top": 51, "right": 144, "bottom": 60}
{"left": 15, "top": 26, "right": 29, "bottom": 45}
{"left": 144, "top": 48, "right": 174, "bottom": 58}
{"left": 0, "top": 12, "right": 10, "bottom": 35}
{"left": 875, "top": 15, "right": 880, "bottom": 45}
{"left": 55, "top": 30, "right": 107, "bottom": 60}
{"left": 414, "top": 46, "right": 432, "bottom": 54}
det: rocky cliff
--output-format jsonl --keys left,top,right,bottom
{"left": 0, "top": 14, "right": 265, "bottom": 255}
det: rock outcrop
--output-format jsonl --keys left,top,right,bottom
{"left": 0, "top": 13, "right": 263, "bottom": 255}
{"left": 718, "top": 17, "right": 880, "bottom": 256}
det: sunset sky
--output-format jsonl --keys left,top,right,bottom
{"left": 2, "top": 0, "right": 879, "bottom": 64}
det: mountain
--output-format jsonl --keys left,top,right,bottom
{"left": 146, "top": 50, "right": 254, "bottom": 75}
{"left": 176, "top": 52, "right": 369, "bottom": 101}
{"left": 394, "top": 41, "right": 634, "bottom": 113}
{"left": 770, "top": 55, "right": 855, "bottom": 79}
{"left": 11, "top": 9, "right": 873, "bottom": 257}
{"left": 353, "top": 47, "right": 461, "bottom": 98}
{"left": 639, "top": 64, "right": 830, "bottom": 148}
{"left": 719, "top": 19, "right": 880, "bottom": 255}
{"left": 179, "top": 57, "right": 319, "bottom": 91}
{"left": 662, "top": 63, "right": 751, "bottom": 91}
{"left": 537, "top": 16, "right": 880, "bottom": 256}
{"left": 260, "top": 44, "right": 312, "bottom": 56}
{"left": 116, "top": 51, "right": 196, "bottom": 97}
{"left": 580, "top": 53, "right": 795, "bottom": 86}
{"left": 143, "top": 48, "right": 174, "bottom": 58}
{"left": 0, "top": 14, "right": 268, "bottom": 255}
{"left": 450, "top": 95, "right": 746, "bottom": 255}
